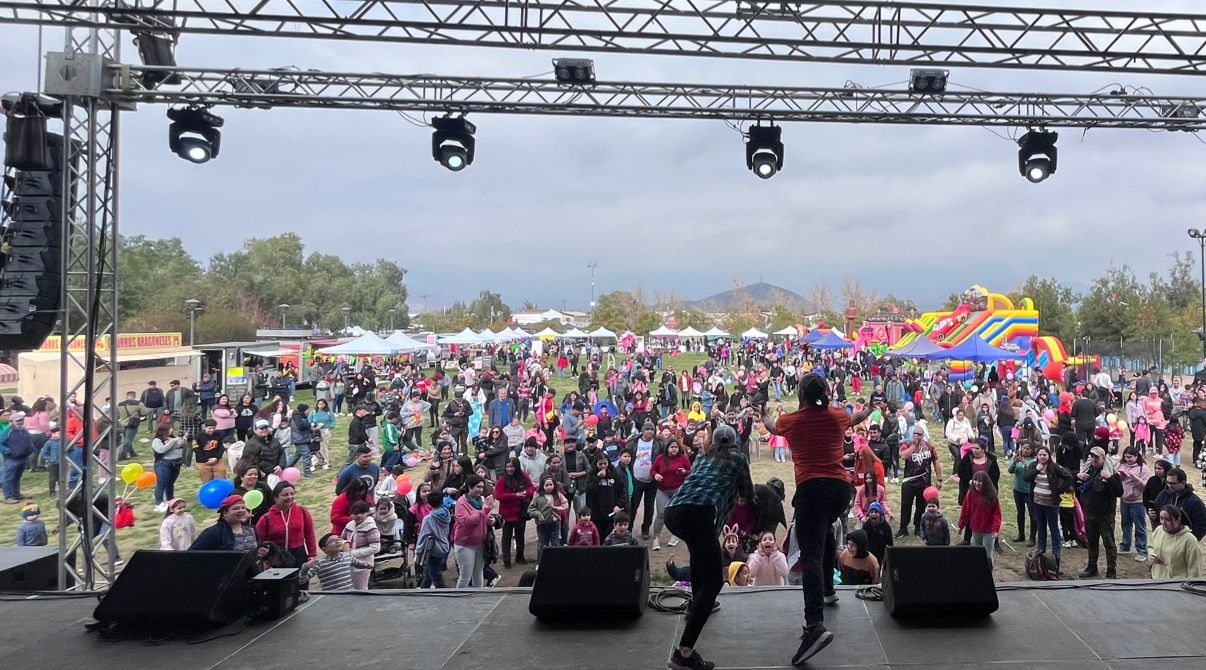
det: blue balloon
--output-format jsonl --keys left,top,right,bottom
{"left": 198, "top": 479, "right": 235, "bottom": 509}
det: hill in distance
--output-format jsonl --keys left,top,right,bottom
{"left": 687, "top": 282, "right": 817, "bottom": 314}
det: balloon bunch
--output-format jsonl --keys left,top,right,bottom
{"left": 395, "top": 472, "right": 413, "bottom": 496}
{"left": 118, "top": 463, "right": 157, "bottom": 501}
{"left": 1105, "top": 412, "right": 1127, "bottom": 439}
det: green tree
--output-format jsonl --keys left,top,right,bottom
{"left": 766, "top": 305, "right": 798, "bottom": 332}
{"left": 468, "top": 290, "right": 511, "bottom": 327}
{"left": 117, "top": 235, "right": 204, "bottom": 326}
{"left": 590, "top": 291, "right": 645, "bottom": 333}
{"left": 1078, "top": 265, "right": 1142, "bottom": 343}
{"left": 1008, "top": 276, "right": 1080, "bottom": 345}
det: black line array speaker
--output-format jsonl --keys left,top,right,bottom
{"left": 881, "top": 545, "right": 999, "bottom": 618}
{"left": 0, "top": 132, "right": 70, "bottom": 350}
{"left": 0, "top": 546, "right": 58, "bottom": 591}
{"left": 93, "top": 550, "right": 260, "bottom": 629}
{"left": 529, "top": 546, "right": 649, "bottom": 620}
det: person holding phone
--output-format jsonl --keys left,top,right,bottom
{"left": 1149, "top": 504, "right": 1203, "bottom": 578}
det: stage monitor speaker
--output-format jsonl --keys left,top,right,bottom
{"left": 251, "top": 567, "right": 301, "bottom": 621}
{"left": 93, "top": 550, "right": 259, "bottom": 629}
{"left": 0, "top": 546, "right": 58, "bottom": 591}
{"left": 881, "top": 546, "right": 998, "bottom": 618}
{"left": 529, "top": 546, "right": 648, "bottom": 620}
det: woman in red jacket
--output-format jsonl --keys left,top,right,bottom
{"left": 957, "top": 471, "right": 1002, "bottom": 566}
{"left": 329, "top": 475, "right": 374, "bottom": 534}
{"left": 255, "top": 481, "right": 317, "bottom": 567}
{"left": 495, "top": 456, "right": 535, "bottom": 568}
{"left": 650, "top": 438, "right": 692, "bottom": 551}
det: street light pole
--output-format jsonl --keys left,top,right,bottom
{"left": 388, "top": 308, "right": 396, "bottom": 331}
{"left": 185, "top": 298, "right": 201, "bottom": 345}
{"left": 587, "top": 262, "right": 598, "bottom": 312}
{"left": 1189, "top": 229, "right": 1206, "bottom": 359}
{"left": 342, "top": 306, "right": 351, "bottom": 331}
{"left": 279, "top": 303, "right": 290, "bottom": 329}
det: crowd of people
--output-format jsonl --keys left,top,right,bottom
{"left": 4, "top": 335, "right": 1206, "bottom": 669}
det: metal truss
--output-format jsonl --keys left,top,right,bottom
{"left": 109, "top": 65, "right": 1206, "bottom": 130}
{"left": 52, "top": 16, "right": 123, "bottom": 591}
{"left": 6, "top": 0, "right": 1206, "bottom": 76}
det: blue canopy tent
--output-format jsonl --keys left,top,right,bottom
{"left": 889, "top": 337, "right": 949, "bottom": 359}
{"left": 804, "top": 328, "right": 824, "bottom": 343}
{"left": 927, "top": 337, "right": 1028, "bottom": 363}
{"left": 811, "top": 332, "right": 853, "bottom": 350}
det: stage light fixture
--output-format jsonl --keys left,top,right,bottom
{"left": 745, "top": 123, "right": 783, "bottom": 179}
{"left": 167, "top": 107, "right": 223, "bottom": 164}
{"left": 909, "top": 68, "right": 949, "bottom": 94}
{"left": 2, "top": 93, "right": 49, "bottom": 171}
{"left": 1016, "top": 129, "right": 1058, "bottom": 183}
{"left": 553, "top": 58, "right": 596, "bottom": 87}
{"left": 430, "top": 115, "right": 476, "bottom": 172}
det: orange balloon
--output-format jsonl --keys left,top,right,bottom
{"left": 398, "top": 473, "right": 411, "bottom": 482}
{"left": 134, "top": 471, "right": 157, "bottom": 490}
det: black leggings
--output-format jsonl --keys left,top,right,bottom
{"left": 501, "top": 518, "right": 528, "bottom": 561}
{"left": 1012, "top": 489, "right": 1035, "bottom": 540}
{"left": 664, "top": 504, "right": 722, "bottom": 649}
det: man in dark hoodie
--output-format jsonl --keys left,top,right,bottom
{"left": 241, "top": 418, "right": 284, "bottom": 480}
{"left": 1153, "top": 468, "right": 1206, "bottom": 541}
{"left": 347, "top": 404, "right": 372, "bottom": 464}
{"left": 442, "top": 388, "right": 472, "bottom": 452}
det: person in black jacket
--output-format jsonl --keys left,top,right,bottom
{"left": 1187, "top": 398, "right": 1206, "bottom": 466}
{"left": 1152, "top": 467, "right": 1206, "bottom": 541}
{"left": 956, "top": 439, "right": 1000, "bottom": 545}
{"left": 1075, "top": 446, "right": 1123, "bottom": 579}
{"left": 586, "top": 452, "right": 629, "bottom": 540}
{"left": 346, "top": 404, "right": 371, "bottom": 464}
{"left": 1023, "top": 444, "right": 1074, "bottom": 564}
{"left": 239, "top": 419, "right": 283, "bottom": 479}
{"left": 1071, "top": 389, "right": 1098, "bottom": 447}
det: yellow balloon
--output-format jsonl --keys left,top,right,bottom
{"left": 1116, "top": 420, "right": 1128, "bottom": 432}
{"left": 120, "top": 462, "right": 144, "bottom": 485}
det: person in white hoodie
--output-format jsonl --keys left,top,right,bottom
{"left": 158, "top": 498, "right": 197, "bottom": 550}
{"left": 340, "top": 500, "right": 381, "bottom": 591}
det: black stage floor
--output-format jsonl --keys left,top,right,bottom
{"left": 0, "top": 581, "right": 1202, "bottom": 669}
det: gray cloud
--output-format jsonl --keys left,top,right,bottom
{"left": 2, "top": 3, "right": 1203, "bottom": 314}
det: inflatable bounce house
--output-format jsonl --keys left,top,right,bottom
{"left": 885, "top": 285, "right": 1084, "bottom": 382}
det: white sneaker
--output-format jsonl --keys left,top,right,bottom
{"left": 323, "top": 464, "right": 331, "bottom": 470}
{"left": 667, "top": 536, "right": 679, "bottom": 547}
{"left": 154, "top": 502, "right": 168, "bottom": 513}
{"left": 1135, "top": 553, "right": 1148, "bottom": 562}
{"left": 652, "top": 538, "right": 661, "bottom": 551}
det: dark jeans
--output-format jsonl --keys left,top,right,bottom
{"left": 794, "top": 478, "right": 853, "bottom": 630}
{"left": 47, "top": 462, "right": 60, "bottom": 496}
{"left": 153, "top": 458, "right": 182, "bottom": 505}
{"left": 898, "top": 478, "right": 928, "bottom": 532}
{"left": 1012, "top": 489, "right": 1035, "bottom": 540}
{"left": 421, "top": 552, "right": 447, "bottom": 588}
{"left": 1084, "top": 510, "right": 1117, "bottom": 573}
{"left": 1194, "top": 438, "right": 1204, "bottom": 465}
{"left": 536, "top": 520, "right": 561, "bottom": 563}
{"left": 121, "top": 425, "right": 139, "bottom": 459}
{"left": 1033, "top": 504, "right": 1062, "bottom": 558}
{"left": 501, "top": 518, "right": 528, "bottom": 562}
{"left": 664, "top": 504, "right": 722, "bottom": 649}
{"left": 287, "top": 443, "right": 313, "bottom": 476}
{"left": 629, "top": 478, "right": 658, "bottom": 535}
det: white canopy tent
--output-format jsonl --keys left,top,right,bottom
{"left": 510, "top": 328, "right": 533, "bottom": 339}
{"left": 535, "top": 327, "right": 562, "bottom": 339}
{"left": 588, "top": 326, "right": 617, "bottom": 339}
{"left": 562, "top": 327, "right": 590, "bottom": 339}
{"left": 649, "top": 325, "right": 679, "bottom": 337}
{"left": 438, "top": 328, "right": 483, "bottom": 345}
{"left": 741, "top": 328, "right": 769, "bottom": 339}
{"left": 773, "top": 325, "right": 800, "bottom": 336}
{"left": 676, "top": 326, "right": 705, "bottom": 338}
{"left": 702, "top": 326, "right": 730, "bottom": 338}
{"left": 385, "top": 331, "right": 438, "bottom": 353}
{"left": 318, "top": 331, "right": 400, "bottom": 355}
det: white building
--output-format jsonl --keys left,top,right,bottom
{"left": 511, "top": 309, "right": 591, "bottom": 328}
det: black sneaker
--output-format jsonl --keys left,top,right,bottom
{"left": 668, "top": 648, "right": 715, "bottom": 670}
{"left": 1078, "top": 567, "right": 1097, "bottom": 579}
{"left": 793, "top": 625, "right": 834, "bottom": 665}
{"left": 893, "top": 528, "right": 909, "bottom": 538}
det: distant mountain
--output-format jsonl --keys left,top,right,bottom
{"left": 687, "top": 282, "right": 817, "bottom": 314}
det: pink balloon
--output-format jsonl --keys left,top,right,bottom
{"left": 585, "top": 414, "right": 599, "bottom": 426}
{"left": 281, "top": 467, "right": 302, "bottom": 484}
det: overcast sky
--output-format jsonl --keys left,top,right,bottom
{"left": 2, "top": 1, "right": 1202, "bottom": 313}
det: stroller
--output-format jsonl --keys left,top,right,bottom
{"left": 370, "top": 496, "right": 418, "bottom": 588}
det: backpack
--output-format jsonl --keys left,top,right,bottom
{"left": 1025, "top": 550, "right": 1059, "bottom": 581}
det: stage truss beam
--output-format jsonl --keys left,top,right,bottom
{"left": 108, "top": 65, "right": 1206, "bottom": 130}
{"left": 6, "top": 0, "right": 1206, "bottom": 76}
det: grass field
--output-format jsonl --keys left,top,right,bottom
{"left": 1, "top": 352, "right": 1196, "bottom": 585}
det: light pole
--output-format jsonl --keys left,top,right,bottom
{"left": 342, "top": 306, "right": 351, "bottom": 331}
{"left": 279, "top": 303, "right": 289, "bottom": 329}
{"left": 388, "top": 308, "right": 397, "bottom": 331}
{"left": 1189, "top": 229, "right": 1206, "bottom": 358}
{"left": 587, "top": 262, "right": 598, "bottom": 312}
{"left": 185, "top": 298, "right": 201, "bottom": 345}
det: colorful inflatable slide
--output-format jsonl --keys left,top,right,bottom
{"left": 891, "top": 285, "right": 1071, "bottom": 381}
